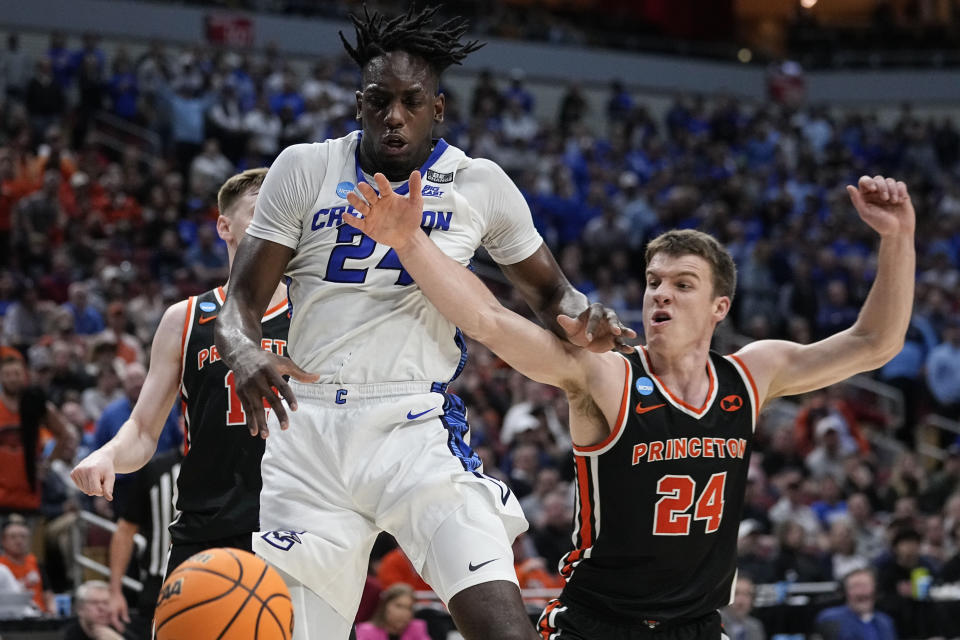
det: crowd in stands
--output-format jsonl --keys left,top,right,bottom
{"left": 0, "top": 27, "right": 958, "bottom": 639}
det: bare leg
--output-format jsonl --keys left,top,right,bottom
{"left": 448, "top": 580, "right": 539, "bottom": 640}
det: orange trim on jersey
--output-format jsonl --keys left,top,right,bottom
{"left": 574, "top": 358, "right": 630, "bottom": 453}
{"left": 729, "top": 354, "right": 760, "bottom": 423}
{"left": 538, "top": 599, "right": 563, "bottom": 638}
{"left": 180, "top": 297, "right": 195, "bottom": 380}
{"left": 216, "top": 286, "right": 226, "bottom": 304}
{"left": 641, "top": 346, "right": 715, "bottom": 416}
{"left": 264, "top": 299, "right": 289, "bottom": 318}
{"left": 575, "top": 456, "right": 593, "bottom": 547}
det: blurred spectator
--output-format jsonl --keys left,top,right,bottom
{"left": 185, "top": 224, "right": 229, "bottom": 288}
{"left": 769, "top": 470, "right": 822, "bottom": 541}
{"left": 811, "top": 475, "right": 848, "bottom": 527}
{"left": 815, "top": 568, "right": 896, "bottom": 640}
{"left": 62, "top": 282, "right": 104, "bottom": 336}
{"left": 922, "top": 444, "right": 960, "bottom": 513}
{"left": 355, "top": 583, "right": 430, "bottom": 640}
{"left": 772, "top": 519, "right": 829, "bottom": 582}
{"left": 876, "top": 528, "right": 936, "bottom": 603}
{"left": 937, "top": 521, "right": 960, "bottom": 584}
{"left": 207, "top": 84, "right": 246, "bottom": 161}
{"left": 99, "top": 303, "right": 144, "bottom": 366}
{"left": 879, "top": 306, "right": 939, "bottom": 434}
{"left": 0, "top": 355, "right": 68, "bottom": 513}
{"left": 0, "top": 517, "right": 54, "bottom": 613}
{"left": 926, "top": 317, "right": 960, "bottom": 418}
{"left": 530, "top": 490, "right": 572, "bottom": 574}
{"left": 806, "top": 416, "right": 853, "bottom": 483}
{"left": 512, "top": 532, "right": 562, "bottom": 591}
{"left": 826, "top": 518, "right": 869, "bottom": 581}
{"left": 189, "top": 139, "right": 233, "bottom": 200}
{"left": 61, "top": 580, "right": 124, "bottom": 640}
{"left": 376, "top": 547, "right": 430, "bottom": 593}
{"left": 719, "top": 575, "right": 765, "bottom": 640}
{"left": 470, "top": 69, "right": 501, "bottom": 118}
{"left": 243, "top": 96, "right": 282, "bottom": 164}
{"left": 25, "top": 59, "right": 65, "bottom": 140}
{"left": 737, "top": 520, "right": 776, "bottom": 583}
{"left": 2, "top": 283, "right": 50, "bottom": 351}
{"left": 2, "top": 34, "right": 32, "bottom": 100}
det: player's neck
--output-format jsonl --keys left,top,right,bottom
{"left": 644, "top": 343, "right": 712, "bottom": 405}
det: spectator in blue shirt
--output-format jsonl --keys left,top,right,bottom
{"left": 62, "top": 283, "right": 104, "bottom": 336}
{"left": 816, "top": 568, "right": 897, "bottom": 640}
{"left": 926, "top": 317, "right": 960, "bottom": 418}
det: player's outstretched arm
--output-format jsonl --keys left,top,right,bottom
{"left": 216, "top": 236, "right": 318, "bottom": 439}
{"left": 345, "top": 172, "right": 595, "bottom": 391}
{"left": 71, "top": 302, "right": 187, "bottom": 500}
{"left": 735, "top": 175, "right": 915, "bottom": 405}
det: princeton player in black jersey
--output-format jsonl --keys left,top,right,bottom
{"left": 343, "top": 171, "right": 915, "bottom": 639}
{"left": 71, "top": 169, "right": 291, "bottom": 619}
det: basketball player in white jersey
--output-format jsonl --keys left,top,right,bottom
{"left": 215, "top": 6, "right": 633, "bottom": 640}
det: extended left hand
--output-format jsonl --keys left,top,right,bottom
{"left": 846, "top": 175, "right": 915, "bottom": 237}
{"left": 345, "top": 171, "right": 424, "bottom": 250}
{"left": 558, "top": 303, "right": 637, "bottom": 354}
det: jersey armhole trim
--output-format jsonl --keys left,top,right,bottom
{"left": 726, "top": 354, "right": 760, "bottom": 430}
{"left": 573, "top": 356, "right": 632, "bottom": 455}
{"left": 263, "top": 299, "right": 289, "bottom": 320}
{"left": 179, "top": 297, "right": 196, "bottom": 396}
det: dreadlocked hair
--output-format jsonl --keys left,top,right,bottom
{"left": 340, "top": 4, "right": 485, "bottom": 79}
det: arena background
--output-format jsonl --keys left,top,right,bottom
{"left": 0, "top": 0, "right": 959, "bottom": 638}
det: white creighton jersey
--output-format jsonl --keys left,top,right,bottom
{"left": 247, "top": 131, "right": 543, "bottom": 386}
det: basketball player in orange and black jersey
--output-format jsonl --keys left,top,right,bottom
{"left": 72, "top": 169, "right": 290, "bottom": 626}
{"left": 343, "top": 171, "right": 916, "bottom": 639}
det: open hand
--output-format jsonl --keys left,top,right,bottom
{"left": 344, "top": 171, "right": 424, "bottom": 250}
{"left": 846, "top": 175, "right": 915, "bottom": 238}
{"left": 230, "top": 349, "right": 319, "bottom": 438}
{"left": 557, "top": 303, "right": 637, "bottom": 354}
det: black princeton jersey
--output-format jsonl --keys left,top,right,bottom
{"left": 169, "top": 287, "right": 290, "bottom": 544}
{"left": 561, "top": 347, "right": 758, "bottom": 623}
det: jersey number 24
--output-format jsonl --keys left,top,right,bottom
{"left": 324, "top": 227, "right": 432, "bottom": 286}
{"left": 653, "top": 472, "right": 726, "bottom": 536}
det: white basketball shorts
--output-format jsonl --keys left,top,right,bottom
{"left": 252, "top": 381, "right": 528, "bottom": 621}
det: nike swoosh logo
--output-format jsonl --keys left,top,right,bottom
{"left": 468, "top": 558, "right": 499, "bottom": 572}
{"left": 636, "top": 402, "right": 666, "bottom": 414}
{"left": 406, "top": 407, "right": 437, "bottom": 420}
{"left": 198, "top": 315, "right": 218, "bottom": 325}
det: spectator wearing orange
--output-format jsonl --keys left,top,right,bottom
{"left": 376, "top": 547, "right": 430, "bottom": 593}
{"left": 0, "top": 517, "right": 54, "bottom": 612}
{"left": 0, "top": 354, "right": 69, "bottom": 513}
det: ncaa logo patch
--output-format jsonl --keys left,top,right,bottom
{"left": 261, "top": 530, "right": 306, "bottom": 551}
{"left": 198, "top": 301, "right": 217, "bottom": 313}
{"left": 335, "top": 181, "right": 356, "bottom": 199}
{"left": 721, "top": 395, "right": 743, "bottom": 412}
{"left": 636, "top": 377, "right": 654, "bottom": 395}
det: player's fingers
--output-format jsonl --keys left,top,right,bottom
{"left": 858, "top": 175, "right": 876, "bottom": 192}
{"left": 239, "top": 393, "right": 264, "bottom": 437}
{"left": 278, "top": 357, "right": 320, "bottom": 385}
{"left": 885, "top": 177, "right": 898, "bottom": 203}
{"left": 77, "top": 469, "right": 103, "bottom": 497}
{"left": 342, "top": 209, "right": 366, "bottom": 231}
{"left": 345, "top": 192, "right": 370, "bottom": 218}
{"left": 102, "top": 472, "right": 114, "bottom": 502}
{"left": 613, "top": 337, "right": 637, "bottom": 354}
{"left": 268, "top": 370, "right": 298, "bottom": 413}
{"left": 260, "top": 382, "right": 288, "bottom": 430}
{"left": 605, "top": 309, "right": 623, "bottom": 336}
{"left": 373, "top": 172, "right": 393, "bottom": 197}
{"left": 584, "top": 304, "right": 606, "bottom": 342}
{"left": 872, "top": 175, "right": 889, "bottom": 200}
{"left": 355, "top": 181, "right": 379, "bottom": 205}
{"left": 409, "top": 171, "right": 423, "bottom": 208}
{"left": 846, "top": 185, "right": 864, "bottom": 209}
{"left": 556, "top": 314, "right": 583, "bottom": 337}
{"left": 897, "top": 181, "right": 909, "bottom": 201}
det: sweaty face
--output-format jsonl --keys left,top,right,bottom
{"left": 643, "top": 253, "right": 728, "bottom": 351}
{"left": 356, "top": 51, "right": 444, "bottom": 181}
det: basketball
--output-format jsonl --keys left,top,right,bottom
{"left": 154, "top": 548, "right": 293, "bottom": 640}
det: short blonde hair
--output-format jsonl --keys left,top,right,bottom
{"left": 645, "top": 229, "right": 737, "bottom": 299}
{"left": 217, "top": 168, "right": 268, "bottom": 217}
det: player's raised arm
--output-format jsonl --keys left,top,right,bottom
{"left": 734, "top": 175, "right": 915, "bottom": 405}
{"left": 71, "top": 302, "right": 186, "bottom": 500}
{"left": 346, "top": 172, "right": 592, "bottom": 391}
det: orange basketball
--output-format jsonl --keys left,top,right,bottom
{"left": 154, "top": 548, "right": 293, "bottom": 640}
